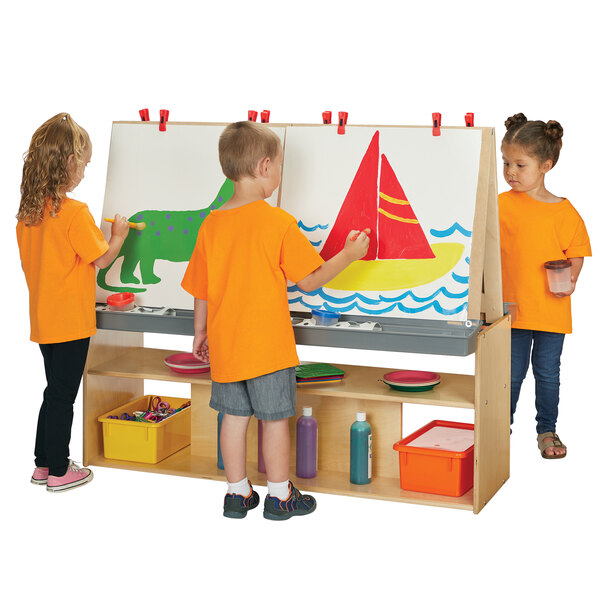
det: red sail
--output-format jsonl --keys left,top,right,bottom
{"left": 319, "top": 131, "right": 379, "bottom": 261}
{"left": 377, "top": 154, "right": 435, "bottom": 259}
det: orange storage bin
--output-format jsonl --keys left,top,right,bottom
{"left": 393, "top": 420, "right": 474, "bottom": 497}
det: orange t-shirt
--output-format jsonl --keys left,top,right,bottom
{"left": 499, "top": 190, "right": 592, "bottom": 334}
{"left": 16, "top": 197, "right": 109, "bottom": 344}
{"left": 181, "top": 200, "right": 324, "bottom": 382}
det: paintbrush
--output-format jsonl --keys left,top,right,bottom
{"left": 104, "top": 217, "right": 146, "bottom": 231}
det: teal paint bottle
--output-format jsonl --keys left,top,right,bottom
{"left": 350, "top": 412, "right": 372, "bottom": 484}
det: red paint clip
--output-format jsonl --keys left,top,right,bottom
{"left": 465, "top": 113, "right": 475, "bottom": 127}
{"left": 338, "top": 111, "right": 348, "bottom": 134}
{"left": 139, "top": 108, "right": 150, "bottom": 122}
{"left": 260, "top": 110, "right": 270, "bottom": 123}
{"left": 322, "top": 111, "right": 332, "bottom": 124}
{"left": 432, "top": 112, "right": 442, "bottom": 136}
{"left": 159, "top": 109, "right": 169, "bottom": 132}
{"left": 248, "top": 110, "right": 258, "bottom": 122}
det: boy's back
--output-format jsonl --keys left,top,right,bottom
{"left": 182, "top": 199, "right": 323, "bottom": 383}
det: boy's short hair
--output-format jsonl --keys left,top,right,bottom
{"left": 219, "top": 121, "right": 282, "bottom": 181}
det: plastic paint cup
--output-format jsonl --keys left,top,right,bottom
{"left": 311, "top": 308, "right": 340, "bottom": 326}
{"left": 107, "top": 292, "right": 135, "bottom": 311}
{"left": 544, "top": 260, "right": 572, "bottom": 294}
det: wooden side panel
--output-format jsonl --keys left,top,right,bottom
{"left": 482, "top": 130, "right": 503, "bottom": 322}
{"left": 467, "top": 128, "right": 492, "bottom": 320}
{"left": 473, "top": 315, "right": 510, "bottom": 512}
{"left": 83, "top": 329, "right": 144, "bottom": 465}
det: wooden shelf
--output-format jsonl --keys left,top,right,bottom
{"left": 87, "top": 347, "right": 213, "bottom": 385}
{"left": 89, "top": 447, "right": 473, "bottom": 511}
{"left": 88, "top": 347, "right": 475, "bottom": 409}
{"left": 84, "top": 320, "right": 510, "bottom": 514}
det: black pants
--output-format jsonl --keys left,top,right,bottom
{"left": 36, "top": 338, "right": 90, "bottom": 477}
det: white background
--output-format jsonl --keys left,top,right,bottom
{"left": 2, "top": 1, "right": 598, "bottom": 598}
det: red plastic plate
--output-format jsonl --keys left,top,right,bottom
{"left": 383, "top": 370, "right": 440, "bottom": 385}
{"left": 164, "top": 353, "right": 210, "bottom": 374}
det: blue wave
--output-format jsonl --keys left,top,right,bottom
{"left": 452, "top": 272, "right": 469, "bottom": 284}
{"left": 288, "top": 285, "right": 468, "bottom": 304}
{"left": 430, "top": 223, "right": 472, "bottom": 238}
{"left": 298, "top": 220, "right": 329, "bottom": 232}
{"left": 288, "top": 295, "right": 468, "bottom": 316}
{"left": 287, "top": 285, "right": 382, "bottom": 305}
{"left": 288, "top": 284, "right": 469, "bottom": 311}
{"left": 310, "top": 241, "right": 322, "bottom": 247}
{"left": 378, "top": 286, "right": 468, "bottom": 302}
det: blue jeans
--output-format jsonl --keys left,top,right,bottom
{"left": 511, "top": 329, "right": 565, "bottom": 434}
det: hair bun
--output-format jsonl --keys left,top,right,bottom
{"left": 545, "top": 120, "right": 563, "bottom": 141}
{"left": 505, "top": 113, "right": 527, "bottom": 130}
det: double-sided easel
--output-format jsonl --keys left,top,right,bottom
{"left": 83, "top": 122, "right": 509, "bottom": 513}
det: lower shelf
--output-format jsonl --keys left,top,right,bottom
{"left": 88, "top": 446, "right": 474, "bottom": 511}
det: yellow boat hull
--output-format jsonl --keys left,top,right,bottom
{"left": 325, "top": 243, "right": 465, "bottom": 291}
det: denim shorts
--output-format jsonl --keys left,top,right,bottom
{"left": 209, "top": 367, "right": 297, "bottom": 421}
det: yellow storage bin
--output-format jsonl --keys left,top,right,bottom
{"left": 98, "top": 395, "right": 191, "bottom": 464}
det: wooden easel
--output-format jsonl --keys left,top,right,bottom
{"left": 83, "top": 122, "right": 510, "bottom": 514}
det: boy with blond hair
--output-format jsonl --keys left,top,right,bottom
{"left": 182, "top": 121, "right": 370, "bottom": 520}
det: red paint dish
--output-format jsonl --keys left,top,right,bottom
{"left": 107, "top": 292, "right": 135, "bottom": 311}
{"left": 164, "top": 353, "right": 210, "bottom": 374}
{"left": 383, "top": 370, "right": 440, "bottom": 385}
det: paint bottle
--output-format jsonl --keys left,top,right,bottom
{"left": 217, "top": 412, "right": 224, "bottom": 470}
{"left": 350, "top": 412, "right": 372, "bottom": 484}
{"left": 296, "top": 407, "right": 318, "bottom": 478}
{"left": 258, "top": 419, "right": 266, "bottom": 473}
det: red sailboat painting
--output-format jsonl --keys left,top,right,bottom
{"left": 320, "top": 131, "right": 464, "bottom": 291}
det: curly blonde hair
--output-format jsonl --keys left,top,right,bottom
{"left": 17, "top": 113, "right": 90, "bottom": 226}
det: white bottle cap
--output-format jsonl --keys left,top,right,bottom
{"left": 356, "top": 411, "right": 366, "bottom": 421}
{"left": 303, "top": 407, "right": 313, "bottom": 417}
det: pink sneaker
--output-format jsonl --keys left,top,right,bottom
{"left": 46, "top": 461, "right": 93, "bottom": 493}
{"left": 31, "top": 467, "right": 49, "bottom": 485}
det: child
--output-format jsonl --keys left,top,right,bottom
{"left": 182, "top": 121, "right": 370, "bottom": 519}
{"left": 499, "top": 113, "right": 592, "bottom": 459}
{"left": 16, "top": 113, "right": 129, "bottom": 491}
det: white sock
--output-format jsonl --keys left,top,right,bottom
{"left": 267, "top": 479, "right": 290, "bottom": 500}
{"left": 227, "top": 477, "right": 251, "bottom": 497}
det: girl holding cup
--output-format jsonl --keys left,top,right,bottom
{"left": 499, "top": 113, "right": 591, "bottom": 459}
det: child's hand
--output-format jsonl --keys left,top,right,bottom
{"left": 111, "top": 214, "right": 129, "bottom": 239}
{"left": 344, "top": 228, "right": 371, "bottom": 260}
{"left": 193, "top": 332, "right": 210, "bottom": 363}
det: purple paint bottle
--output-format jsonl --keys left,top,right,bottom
{"left": 296, "top": 407, "right": 318, "bottom": 478}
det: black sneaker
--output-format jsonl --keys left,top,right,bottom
{"left": 263, "top": 481, "right": 317, "bottom": 521}
{"left": 223, "top": 481, "right": 260, "bottom": 519}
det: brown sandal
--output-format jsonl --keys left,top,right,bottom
{"left": 537, "top": 432, "right": 567, "bottom": 459}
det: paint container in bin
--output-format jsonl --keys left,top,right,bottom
{"left": 107, "top": 292, "right": 135, "bottom": 311}
{"left": 311, "top": 308, "right": 340, "bottom": 326}
{"left": 393, "top": 420, "right": 474, "bottom": 497}
{"left": 544, "top": 260, "right": 572, "bottom": 294}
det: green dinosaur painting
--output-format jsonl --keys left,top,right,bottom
{"left": 97, "top": 179, "right": 234, "bottom": 293}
